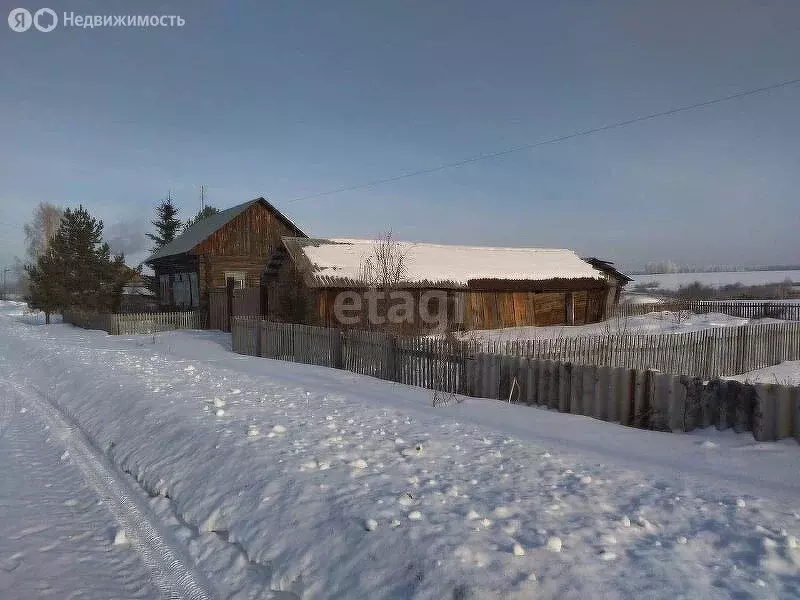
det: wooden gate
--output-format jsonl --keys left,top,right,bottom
{"left": 209, "top": 286, "right": 264, "bottom": 332}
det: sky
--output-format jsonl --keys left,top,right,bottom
{"left": 1, "top": 0, "right": 799, "bottom": 273}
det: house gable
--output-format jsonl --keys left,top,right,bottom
{"left": 193, "top": 200, "right": 304, "bottom": 258}
{"left": 145, "top": 197, "right": 305, "bottom": 264}
{"left": 145, "top": 197, "right": 306, "bottom": 311}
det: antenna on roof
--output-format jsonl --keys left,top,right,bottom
{"left": 200, "top": 184, "right": 206, "bottom": 211}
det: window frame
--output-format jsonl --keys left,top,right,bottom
{"left": 224, "top": 271, "right": 247, "bottom": 289}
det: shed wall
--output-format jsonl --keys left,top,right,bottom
{"left": 272, "top": 285, "right": 609, "bottom": 331}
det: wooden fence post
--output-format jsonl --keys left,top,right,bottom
{"left": 489, "top": 353, "right": 501, "bottom": 399}
{"left": 667, "top": 376, "right": 688, "bottom": 432}
{"left": 463, "top": 355, "right": 476, "bottom": 397}
{"left": 260, "top": 284, "right": 268, "bottom": 317}
{"left": 385, "top": 334, "right": 397, "bottom": 382}
{"left": 226, "top": 277, "right": 235, "bottom": 332}
{"left": 331, "top": 329, "right": 344, "bottom": 370}
{"left": 734, "top": 382, "right": 756, "bottom": 434}
{"left": 717, "top": 380, "right": 735, "bottom": 430}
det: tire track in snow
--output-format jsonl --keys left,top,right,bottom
{"left": 10, "top": 381, "right": 220, "bottom": 600}
{"left": 0, "top": 389, "right": 156, "bottom": 598}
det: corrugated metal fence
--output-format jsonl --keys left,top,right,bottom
{"left": 231, "top": 318, "right": 800, "bottom": 442}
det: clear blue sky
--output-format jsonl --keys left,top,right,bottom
{"left": 2, "top": 0, "right": 799, "bottom": 272}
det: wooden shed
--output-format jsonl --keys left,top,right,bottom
{"left": 264, "top": 238, "right": 618, "bottom": 332}
{"left": 583, "top": 257, "right": 633, "bottom": 315}
{"left": 145, "top": 198, "right": 305, "bottom": 313}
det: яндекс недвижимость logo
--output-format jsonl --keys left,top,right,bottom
{"left": 8, "top": 7, "right": 58, "bottom": 32}
{"left": 8, "top": 9, "right": 184, "bottom": 31}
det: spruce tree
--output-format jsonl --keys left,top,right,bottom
{"left": 24, "top": 248, "right": 61, "bottom": 324}
{"left": 183, "top": 205, "right": 219, "bottom": 230}
{"left": 26, "top": 206, "right": 130, "bottom": 321}
{"left": 146, "top": 195, "right": 182, "bottom": 253}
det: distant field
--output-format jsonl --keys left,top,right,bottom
{"left": 631, "top": 269, "right": 799, "bottom": 291}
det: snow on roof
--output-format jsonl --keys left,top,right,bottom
{"left": 283, "top": 238, "right": 604, "bottom": 288}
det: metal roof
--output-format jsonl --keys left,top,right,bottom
{"left": 145, "top": 197, "right": 305, "bottom": 263}
{"left": 583, "top": 257, "right": 632, "bottom": 283}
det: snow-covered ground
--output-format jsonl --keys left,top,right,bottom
{"left": 0, "top": 386, "right": 157, "bottom": 598}
{"left": 461, "top": 311, "right": 781, "bottom": 343}
{"left": 730, "top": 361, "right": 800, "bottom": 386}
{"left": 620, "top": 292, "right": 665, "bottom": 305}
{"left": 631, "top": 270, "right": 799, "bottom": 291}
{"left": 1, "top": 301, "right": 800, "bottom": 599}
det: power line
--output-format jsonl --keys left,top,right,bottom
{"left": 284, "top": 77, "right": 800, "bottom": 203}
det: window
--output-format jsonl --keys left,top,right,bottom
{"left": 224, "top": 271, "right": 246, "bottom": 289}
{"left": 173, "top": 273, "right": 190, "bottom": 307}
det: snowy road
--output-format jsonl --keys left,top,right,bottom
{"left": 0, "top": 382, "right": 156, "bottom": 599}
{"left": 1, "top": 302, "right": 800, "bottom": 599}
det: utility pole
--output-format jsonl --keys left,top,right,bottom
{"left": 200, "top": 184, "right": 206, "bottom": 211}
{"left": 2, "top": 267, "right": 10, "bottom": 299}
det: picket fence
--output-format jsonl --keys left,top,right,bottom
{"left": 231, "top": 318, "right": 800, "bottom": 441}
{"left": 232, "top": 319, "right": 475, "bottom": 393}
{"left": 63, "top": 309, "right": 206, "bottom": 335}
{"left": 483, "top": 321, "right": 800, "bottom": 379}
{"left": 612, "top": 300, "right": 800, "bottom": 321}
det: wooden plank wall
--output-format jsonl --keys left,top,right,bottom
{"left": 205, "top": 256, "right": 268, "bottom": 289}
{"left": 194, "top": 201, "right": 303, "bottom": 306}
{"left": 209, "top": 287, "right": 264, "bottom": 331}
{"left": 230, "top": 317, "right": 800, "bottom": 442}
{"left": 315, "top": 288, "right": 463, "bottom": 333}
{"left": 232, "top": 288, "right": 261, "bottom": 316}
{"left": 209, "top": 288, "right": 228, "bottom": 331}
{"left": 313, "top": 287, "right": 610, "bottom": 331}
{"left": 193, "top": 201, "right": 299, "bottom": 258}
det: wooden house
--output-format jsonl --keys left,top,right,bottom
{"left": 265, "top": 238, "right": 624, "bottom": 331}
{"left": 145, "top": 198, "right": 305, "bottom": 312}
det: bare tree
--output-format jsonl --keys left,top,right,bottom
{"left": 358, "top": 231, "right": 409, "bottom": 291}
{"left": 24, "top": 202, "right": 64, "bottom": 261}
{"left": 16, "top": 203, "right": 64, "bottom": 295}
{"left": 358, "top": 232, "right": 411, "bottom": 330}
